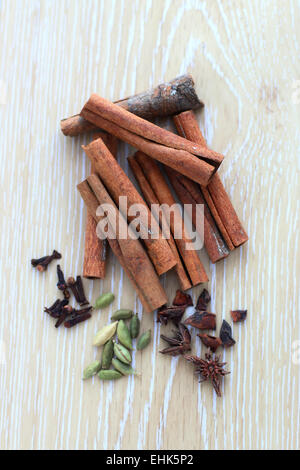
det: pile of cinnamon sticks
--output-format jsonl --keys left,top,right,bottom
{"left": 61, "top": 75, "right": 248, "bottom": 313}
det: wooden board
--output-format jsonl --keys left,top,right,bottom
{"left": 0, "top": 0, "right": 299, "bottom": 450}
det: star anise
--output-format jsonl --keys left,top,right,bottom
{"left": 185, "top": 353, "right": 230, "bottom": 397}
{"left": 157, "top": 305, "right": 186, "bottom": 325}
{"left": 160, "top": 323, "right": 191, "bottom": 356}
{"left": 172, "top": 289, "right": 193, "bottom": 307}
{"left": 196, "top": 288, "right": 211, "bottom": 311}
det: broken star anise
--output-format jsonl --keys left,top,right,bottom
{"left": 160, "top": 323, "right": 191, "bottom": 356}
{"left": 172, "top": 289, "right": 193, "bottom": 308}
{"left": 157, "top": 305, "right": 186, "bottom": 326}
{"left": 196, "top": 288, "right": 211, "bottom": 311}
{"left": 184, "top": 353, "right": 230, "bottom": 397}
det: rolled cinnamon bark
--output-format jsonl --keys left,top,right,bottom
{"left": 77, "top": 178, "right": 167, "bottom": 312}
{"left": 173, "top": 111, "right": 248, "bottom": 248}
{"left": 81, "top": 94, "right": 223, "bottom": 166}
{"left": 166, "top": 168, "right": 229, "bottom": 263}
{"left": 83, "top": 132, "right": 118, "bottom": 279}
{"left": 134, "top": 152, "right": 208, "bottom": 286}
{"left": 82, "top": 138, "right": 176, "bottom": 276}
{"left": 80, "top": 107, "right": 215, "bottom": 187}
{"left": 128, "top": 154, "right": 192, "bottom": 291}
{"left": 61, "top": 74, "right": 203, "bottom": 136}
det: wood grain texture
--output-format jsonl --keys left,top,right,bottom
{"left": 0, "top": 0, "right": 299, "bottom": 450}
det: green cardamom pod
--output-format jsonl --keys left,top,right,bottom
{"left": 98, "top": 369, "right": 122, "bottom": 381}
{"left": 101, "top": 339, "right": 114, "bottom": 370}
{"left": 113, "top": 342, "right": 132, "bottom": 364}
{"left": 112, "top": 358, "right": 140, "bottom": 376}
{"left": 93, "top": 321, "right": 118, "bottom": 347}
{"left": 137, "top": 329, "right": 151, "bottom": 350}
{"left": 117, "top": 320, "right": 133, "bottom": 350}
{"left": 130, "top": 314, "right": 140, "bottom": 339}
{"left": 82, "top": 360, "right": 101, "bottom": 380}
{"left": 111, "top": 309, "right": 133, "bottom": 320}
{"left": 94, "top": 292, "right": 115, "bottom": 310}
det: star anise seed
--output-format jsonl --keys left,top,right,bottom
{"left": 157, "top": 305, "right": 186, "bottom": 326}
{"left": 184, "top": 353, "right": 230, "bottom": 397}
{"left": 160, "top": 323, "right": 191, "bottom": 356}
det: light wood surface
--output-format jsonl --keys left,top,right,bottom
{"left": 0, "top": 0, "right": 299, "bottom": 450}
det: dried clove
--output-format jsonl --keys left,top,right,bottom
{"left": 184, "top": 312, "right": 216, "bottom": 330}
{"left": 160, "top": 323, "right": 191, "bottom": 356}
{"left": 172, "top": 290, "right": 193, "bottom": 308}
{"left": 197, "top": 334, "right": 222, "bottom": 353}
{"left": 31, "top": 250, "right": 61, "bottom": 272}
{"left": 185, "top": 353, "right": 230, "bottom": 397}
{"left": 75, "top": 276, "right": 89, "bottom": 306}
{"left": 44, "top": 299, "right": 69, "bottom": 318}
{"left": 157, "top": 305, "right": 186, "bottom": 325}
{"left": 196, "top": 288, "right": 211, "bottom": 311}
{"left": 67, "top": 277, "right": 81, "bottom": 303}
{"left": 220, "top": 320, "right": 236, "bottom": 347}
{"left": 230, "top": 310, "right": 247, "bottom": 323}
{"left": 56, "top": 265, "right": 70, "bottom": 299}
{"left": 64, "top": 312, "right": 92, "bottom": 328}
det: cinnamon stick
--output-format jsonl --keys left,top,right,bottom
{"left": 81, "top": 94, "right": 223, "bottom": 165}
{"left": 82, "top": 138, "right": 176, "bottom": 276}
{"left": 173, "top": 111, "right": 248, "bottom": 248}
{"left": 61, "top": 74, "right": 203, "bottom": 136}
{"left": 77, "top": 178, "right": 167, "bottom": 312}
{"left": 134, "top": 152, "right": 208, "bottom": 286}
{"left": 166, "top": 167, "right": 230, "bottom": 263}
{"left": 83, "top": 132, "right": 118, "bottom": 279}
{"left": 128, "top": 154, "right": 192, "bottom": 291}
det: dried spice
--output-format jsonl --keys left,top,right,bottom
{"left": 137, "top": 330, "right": 151, "bottom": 350}
{"left": 64, "top": 312, "right": 91, "bottom": 328}
{"left": 113, "top": 342, "right": 132, "bottom": 364}
{"left": 67, "top": 277, "right": 82, "bottom": 303}
{"left": 93, "top": 321, "right": 118, "bottom": 346}
{"left": 184, "top": 312, "right": 216, "bottom": 330}
{"left": 83, "top": 360, "right": 101, "bottom": 380}
{"left": 112, "top": 358, "right": 140, "bottom": 376}
{"left": 172, "top": 290, "right": 193, "bottom": 307}
{"left": 75, "top": 275, "right": 89, "bottom": 306}
{"left": 31, "top": 250, "right": 62, "bottom": 272}
{"left": 130, "top": 314, "right": 140, "bottom": 339}
{"left": 157, "top": 305, "right": 185, "bottom": 326}
{"left": 98, "top": 370, "right": 122, "bottom": 381}
{"left": 198, "top": 334, "right": 222, "bottom": 353}
{"left": 55, "top": 305, "right": 93, "bottom": 328}
{"left": 196, "top": 288, "right": 211, "bottom": 311}
{"left": 185, "top": 353, "right": 230, "bottom": 397}
{"left": 117, "top": 320, "right": 133, "bottom": 350}
{"left": 160, "top": 323, "right": 191, "bottom": 356}
{"left": 230, "top": 310, "right": 247, "bottom": 323}
{"left": 94, "top": 292, "right": 115, "bottom": 309}
{"left": 111, "top": 309, "right": 133, "bottom": 320}
{"left": 56, "top": 265, "right": 70, "bottom": 299}
{"left": 220, "top": 320, "right": 236, "bottom": 347}
{"left": 101, "top": 339, "right": 114, "bottom": 370}
{"left": 44, "top": 299, "right": 69, "bottom": 318}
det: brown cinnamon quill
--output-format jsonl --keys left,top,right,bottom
{"left": 82, "top": 138, "right": 176, "bottom": 276}
{"left": 173, "top": 111, "right": 248, "bottom": 248}
{"left": 77, "top": 176, "right": 168, "bottom": 312}
{"left": 61, "top": 75, "right": 203, "bottom": 136}
{"left": 83, "top": 132, "right": 118, "bottom": 279}
{"left": 134, "top": 152, "right": 208, "bottom": 286}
